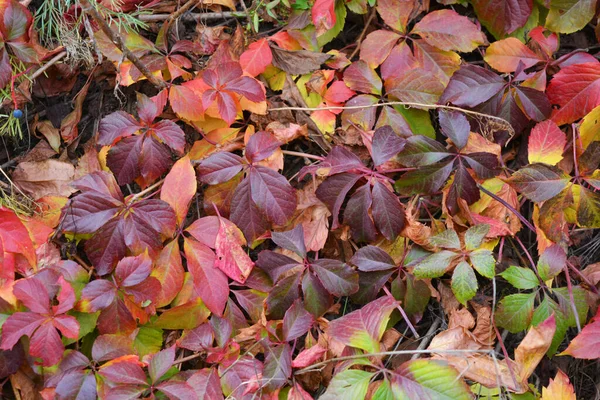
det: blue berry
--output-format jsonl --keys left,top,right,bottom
{"left": 13, "top": 109, "right": 23, "bottom": 119}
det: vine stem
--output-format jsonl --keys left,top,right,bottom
{"left": 269, "top": 102, "right": 515, "bottom": 139}
{"left": 563, "top": 263, "right": 582, "bottom": 332}
{"left": 281, "top": 149, "right": 324, "bottom": 161}
{"left": 138, "top": 11, "right": 247, "bottom": 22}
{"left": 348, "top": 8, "right": 376, "bottom": 60}
{"left": 567, "top": 260, "right": 599, "bottom": 295}
{"left": 382, "top": 285, "right": 420, "bottom": 339}
{"left": 128, "top": 178, "right": 165, "bottom": 202}
{"left": 477, "top": 184, "right": 537, "bottom": 234}
{"left": 79, "top": 0, "right": 167, "bottom": 90}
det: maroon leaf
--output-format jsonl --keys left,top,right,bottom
{"left": 263, "top": 344, "right": 292, "bottom": 391}
{"left": 316, "top": 173, "right": 363, "bottom": 229}
{"left": 397, "top": 135, "right": 451, "bottom": 167}
{"left": 92, "top": 334, "right": 134, "bottom": 362}
{"left": 187, "top": 369, "right": 223, "bottom": 399}
{"left": 271, "top": 225, "right": 307, "bottom": 258}
{"left": 98, "top": 356, "right": 147, "bottom": 385}
{"left": 514, "top": 86, "right": 551, "bottom": 122}
{"left": 371, "top": 181, "right": 405, "bottom": 241}
{"left": 439, "top": 64, "right": 506, "bottom": 107}
{"left": 197, "top": 152, "right": 244, "bottom": 185}
{"left": 371, "top": 126, "right": 406, "bottom": 167}
{"left": 148, "top": 346, "right": 175, "bottom": 383}
{"left": 343, "top": 60, "right": 382, "bottom": 95}
{"left": 283, "top": 300, "right": 315, "bottom": 341}
{"left": 151, "top": 120, "right": 186, "bottom": 154}
{"left": 0, "top": 312, "right": 46, "bottom": 352}
{"left": 302, "top": 271, "right": 333, "bottom": 317}
{"left": 245, "top": 131, "right": 282, "bottom": 164}
{"left": 249, "top": 166, "right": 297, "bottom": 225}
{"left": 106, "top": 135, "right": 143, "bottom": 186}
{"left": 84, "top": 218, "right": 127, "bottom": 276}
{"left": 343, "top": 184, "right": 377, "bottom": 243}
{"left": 394, "top": 161, "right": 454, "bottom": 195}
{"left": 438, "top": 110, "right": 470, "bottom": 149}
{"left": 351, "top": 245, "right": 396, "bottom": 272}
{"left": 311, "top": 259, "right": 359, "bottom": 297}
{"left": 138, "top": 135, "right": 173, "bottom": 184}
{"left": 257, "top": 250, "right": 303, "bottom": 282}
{"left": 266, "top": 274, "right": 302, "bottom": 319}
{"left": 230, "top": 178, "right": 269, "bottom": 242}
{"left": 98, "top": 111, "right": 141, "bottom": 146}
{"left": 471, "top": 0, "right": 532, "bottom": 37}
{"left": 446, "top": 162, "right": 480, "bottom": 215}
{"left": 156, "top": 381, "right": 197, "bottom": 399}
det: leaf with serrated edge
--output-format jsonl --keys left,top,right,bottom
{"left": 452, "top": 261, "right": 478, "bottom": 305}
{"left": 500, "top": 266, "right": 538, "bottom": 289}
{"left": 495, "top": 292, "right": 536, "bottom": 333}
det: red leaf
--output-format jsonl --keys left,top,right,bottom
{"left": 84, "top": 218, "right": 127, "bottom": 275}
{"left": 0, "top": 312, "right": 45, "bottom": 351}
{"left": 291, "top": 344, "right": 327, "bottom": 368}
{"left": 311, "top": 0, "right": 336, "bottom": 33}
{"left": 184, "top": 237, "right": 229, "bottom": 316}
{"left": 106, "top": 135, "right": 144, "bottom": 185}
{"left": 114, "top": 253, "right": 153, "bottom": 288}
{"left": 13, "top": 276, "right": 49, "bottom": 314}
{"left": 29, "top": 321, "right": 66, "bottom": 366}
{"left": 187, "top": 368, "right": 224, "bottom": 399}
{"left": 169, "top": 84, "right": 204, "bottom": 121}
{"left": 327, "top": 296, "right": 398, "bottom": 352}
{"left": 148, "top": 346, "right": 175, "bottom": 383}
{"left": 562, "top": 307, "right": 600, "bottom": 359}
{"left": 528, "top": 120, "right": 566, "bottom": 165}
{"left": 311, "top": 259, "right": 359, "bottom": 297}
{"left": 412, "top": 10, "right": 486, "bottom": 52}
{"left": 547, "top": 62, "right": 600, "bottom": 125}
{"left": 324, "top": 81, "right": 356, "bottom": 106}
{"left": 161, "top": 155, "right": 197, "bottom": 225}
{"left": 343, "top": 61, "right": 382, "bottom": 95}
{"left": 214, "top": 217, "right": 255, "bottom": 283}
{"left": 376, "top": 0, "right": 415, "bottom": 33}
{"left": 99, "top": 355, "right": 147, "bottom": 385}
{"left": 152, "top": 240, "right": 185, "bottom": 307}
{"left": 151, "top": 120, "right": 186, "bottom": 154}
{"left": 0, "top": 208, "right": 36, "bottom": 267}
{"left": 240, "top": 38, "right": 273, "bottom": 77}
{"left": 359, "top": 30, "right": 401, "bottom": 68}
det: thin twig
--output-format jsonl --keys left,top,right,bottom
{"left": 268, "top": 101, "right": 515, "bottom": 139}
{"left": 30, "top": 51, "right": 67, "bottom": 81}
{"left": 294, "top": 348, "right": 497, "bottom": 375}
{"left": 168, "top": 0, "right": 203, "bottom": 25}
{"left": 79, "top": 0, "right": 167, "bottom": 90}
{"left": 563, "top": 263, "right": 582, "bottom": 332}
{"left": 411, "top": 317, "right": 442, "bottom": 360}
{"left": 281, "top": 149, "right": 324, "bottom": 161}
{"left": 138, "top": 11, "right": 247, "bottom": 22}
{"left": 382, "top": 285, "right": 420, "bottom": 339}
{"left": 128, "top": 178, "right": 165, "bottom": 202}
{"left": 567, "top": 260, "right": 599, "bottom": 295}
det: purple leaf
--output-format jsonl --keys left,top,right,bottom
{"left": 151, "top": 120, "right": 186, "bottom": 154}
{"left": 197, "top": 152, "right": 244, "bottom": 185}
{"left": 55, "top": 370, "right": 96, "bottom": 400}
{"left": 245, "top": 131, "right": 282, "bottom": 164}
{"left": 187, "top": 369, "right": 223, "bottom": 399}
{"left": 266, "top": 274, "right": 301, "bottom": 319}
{"left": 80, "top": 280, "right": 117, "bottom": 312}
{"left": 139, "top": 135, "right": 173, "bottom": 184}
{"left": 446, "top": 162, "right": 479, "bottom": 215}
{"left": 0, "top": 312, "right": 46, "bottom": 351}
{"left": 316, "top": 173, "right": 363, "bottom": 229}
{"left": 262, "top": 344, "right": 292, "bottom": 391}
{"left": 256, "top": 250, "right": 302, "bottom": 282}
{"left": 13, "top": 278, "right": 50, "bottom": 314}
{"left": 302, "top": 272, "right": 332, "bottom": 317}
{"left": 514, "top": 86, "right": 551, "bottom": 122}
{"left": 249, "top": 166, "right": 297, "bottom": 226}
{"left": 114, "top": 253, "right": 153, "bottom": 288}
{"left": 283, "top": 300, "right": 315, "bottom": 341}
{"left": 106, "top": 135, "right": 143, "bottom": 185}
{"left": 156, "top": 381, "right": 197, "bottom": 399}
{"left": 311, "top": 259, "right": 359, "bottom": 297}
{"left": 438, "top": 110, "right": 470, "bottom": 149}
{"left": 98, "top": 111, "right": 141, "bottom": 146}
{"left": 61, "top": 194, "right": 121, "bottom": 234}
{"left": 226, "top": 76, "right": 266, "bottom": 103}
{"left": 371, "top": 126, "right": 406, "bottom": 167}
{"left": 394, "top": 161, "right": 454, "bottom": 195}
{"left": 178, "top": 324, "right": 214, "bottom": 351}
{"left": 99, "top": 358, "right": 147, "bottom": 385}
{"left": 463, "top": 152, "right": 500, "bottom": 179}
{"left": 439, "top": 64, "right": 506, "bottom": 107}
{"left": 397, "top": 136, "right": 451, "bottom": 166}
{"left": 230, "top": 178, "right": 269, "bottom": 242}
{"left": 92, "top": 334, "right": 134, "bottom": 362}
{"left": 148, "top": 346, "right": 176, "bottom": 383}
{"left": 371, "top": 181, "right": 405, "bottom": 241}
{"left": 271, "top": 225, "right": 306, "bottom": 258}
{"left": 351, "top": 245, "right": 396, "bottom": 272}
{"left": 343, "top": 184, "right": 377, "bottom": 243}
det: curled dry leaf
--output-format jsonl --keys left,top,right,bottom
{"left": 12, "top": 159, "right": 76, "bottom": 199}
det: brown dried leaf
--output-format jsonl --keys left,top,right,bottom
{"left": 270, "top": 45, "right": 331, "bottom": 75}
{"left": 12, "top": 159, "right": 76, "bottom": 199}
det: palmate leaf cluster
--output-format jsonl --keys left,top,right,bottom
{"left": 0, "top": 0, "right": 600, "bottom": 398}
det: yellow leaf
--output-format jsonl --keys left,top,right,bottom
{"left": 541, "top": 370, "right": 576, "bottom": 400}
{"left": 579, "top": 104, "right": 600, "bottom": 149}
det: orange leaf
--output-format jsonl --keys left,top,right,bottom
{"left": 214, "top": 217, "right": 255, "bottom": 283}
{"left": 528, "top": 120, "right": 566, "bottom": 165}
{"left": 541, "top": 370, "right": 576, "bottom": 400}
{"left": 161, "top": 155, "right": 197, "bottom": 225}
{"left": 484, "top": 37, "right": 544, "bottom": 73}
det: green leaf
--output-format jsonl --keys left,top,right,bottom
{"left": 469, "top": 249, "right": 496, "bottom": 278}
{"left": 430, "top": 229, "right": 461, "bottom": 250}
{"left": 545, "top": 0, "right": 596, "bottom": 34}
{"left": 531, "top": 296, "right": 568, "bottom": 356}
{"left": 372, "top": 379, "right": 395, "bottom": 400}
{"left": 500, "top": 266, "right": 539, "bottom": 289}
{"left": 495, "top": 292, "right": 536, "bottom": 333}
{"left": 320, "top": 369, "right": 375, "bottom": 400}
{"left": 153, "top": 299, "right": 210, "bottom": 330}
{"left": 393, "top": 105, "right": 436, "bottom": 139}
{"left": 392, "top": 359, "right": 472, "bottom": 400}
{"left": 134, "top": 326, "right": 164, "bottom": 357}
{"left": 413, "top": 250, "right": 457, "bottom": 278}
{"left": 452, "top": 261, "right": 478, "bottom": 305}
{"left": 552, "top": 286, "right": 589, "bottom": 328}
{"left": 464, "top": 224, "right": 490, "bottom": 250}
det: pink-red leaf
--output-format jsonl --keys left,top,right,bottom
{"left": 240, "top": 38, "right": 273, "bottom": 77}
{"left": 412, "top": 10, "right": 487, "bottom": 52}
{"left": 161, "top": 155, "right": 197, "bottom": 225}
{"left": 249, "top": 166, "right": 297, "bottom": 226}
{"left": 214, "top": 217, "right": 255, "bottom": 283}
{"left": 528, "top": 120, "right": 566, "bottom": 165}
